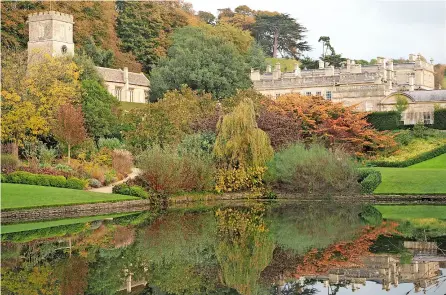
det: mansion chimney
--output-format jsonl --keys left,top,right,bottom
{"left": 250, "top": 68, "right": 260, "bottom": 81}
{"left": 266, "top": 64, "right": 272, "bottom": 73}
{"left": 409, "top": 74, "right": 415, "bottom": 91}
{"left": 409, "top": 54, "right": 415, "bottom": 62}
{"left": 319, "top": 60, "right": 324, "bottom": 69}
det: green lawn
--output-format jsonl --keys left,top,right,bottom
{"left": 1, "top": 183, "right": 139, "bottom": 210}
{"left": 375, "top": 205, "right": 446, "bottom": 220}
{"left": 409, "top": 153, "right": 446, "bottom": 169}
{"left": 1, "top": 212, "right": 137, "bottom": 234}
{"left": 373, "top": 168, "right": 446, "bottom": 194}
{"left": 372, "top": 152, "right": 446, "bottom": 194}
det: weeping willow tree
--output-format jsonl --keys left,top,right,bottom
{"left": 214, "top": 98, "right": 273, "bottom": 169}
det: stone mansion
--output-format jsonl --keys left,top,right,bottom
{"left": 27, "top": 11, "right": 149, "bottom": 103}
{"left": 251, "top": 56, "right": 446, "bottom": 125}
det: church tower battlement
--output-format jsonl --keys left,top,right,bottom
{"left": 27, "top": 11, "right": 74, "bottom": 62}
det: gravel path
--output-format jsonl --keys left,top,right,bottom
{"left": 89, "top": 168, "right": 141, "bottom": 194}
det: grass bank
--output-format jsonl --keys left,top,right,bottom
{"left": 1, "top": 183, "right": 139, "bottom": 210}
{"left": 373, "top": 167, "right": 446, "bottom": 194}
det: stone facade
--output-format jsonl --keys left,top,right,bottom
{"left": 251, "top": 55, "right": 437, "bottom": 117}
{"left": 27, "top": 11, "right": 150, "bottom": 103}
{"left": 28, "top": 11, "right": 75, "bottom": 62}
{"left": 381, "top": 90, "right": 446, "bottom": 125}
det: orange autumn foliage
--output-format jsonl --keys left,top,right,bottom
{"left": 295, "top": 221, "right": 399, "bottom": 276}
{"left": 258, "top": 94, "right": 397, "bottom": 156}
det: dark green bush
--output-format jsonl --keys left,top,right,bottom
{"left": 358, "top": 169, "right": 382, "bottom": 194}
{"left": 1, "top": 154, "right": 19, "bottom": 170}
{"left": 367, "top": 111, "right": 401, "bottom": 131}
{"left": 66, "top": 177, "right": 87, "bottom": 190}
{"left": 2, "top": 172, "right": 85, "bottom": 190}
{"left": 370, "top": 145, "right": 446, "bottom": 167}
{"left": 112, "top": 183, "right": 148, "bottom": 198}
{"left": 433, "top": 109, "right": 446, "bottom": 130}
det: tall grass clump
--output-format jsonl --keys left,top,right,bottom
{"left": 136, "top": 141, "right": 215, "bottom": 194}
{"left": 112, "top": 149, "right": 133, "bottom": 176}
{"left": 265, "top": 143, "right": 359, "bottom": 194}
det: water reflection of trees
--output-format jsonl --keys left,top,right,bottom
{"left": 267, "top": 203, "right": 364, "bottom": 255}
{"left": 5, "top": 202, "right": 441, "bottom": 295}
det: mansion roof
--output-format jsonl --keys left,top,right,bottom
{"left": 96, "top": 66, "right": 150, "bottom": 87}
{"left": 401, "top": 90, "right": 446, "bottom": 102}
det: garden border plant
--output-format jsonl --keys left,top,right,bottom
{"left": 369, "top": 144, "right": 446, "bottom": 167}
{"left": 358, "top": 169, "right": 382, "bottom": 194}
{"left": 112, "top": 183, "right": 148, "bottom": 199}
{"left": 2, "top": 171, "right": 87, "bottom": 190}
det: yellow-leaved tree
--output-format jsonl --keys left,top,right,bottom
{"left": 1, "top": 90, "right": 47, "bottom": 149}
{"left": 25, "top": 54, "right": 81, "bottom": 123}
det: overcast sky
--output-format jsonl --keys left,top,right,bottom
{"left": 189, "top": 0, "right": 446, "bottom": 63}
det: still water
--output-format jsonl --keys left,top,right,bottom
{"left": 1, "top": 201, "right": 445, "bottom": 295}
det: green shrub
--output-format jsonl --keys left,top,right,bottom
{"left": 265, "top": 143, "right": 359, "bottom": 194}
{"left": 66, "top": 177, "right": 87, "bottom": 190}
{"left": 1, "top": 154, "right": 19, "bottom": 170}
{"left": 394, "top": 130, "right": 413, "bottom": 146}
{"left": 367, "top": 111, "right": 401, "bottom": 131}
{"left": 112, "top": 183, "right": 148, "bottom": 198}
{"left": 38, "top": 144, "right": 58, "bottom": 167}
{"left": 358, "top": 169, "right": 382, "bottom": 194}
{"left": 48, "top": 175, "right": 67, "bottom": 188}
{"left": 413, "top": 123, "right": 429, "bottom": 138}
{"left": 5, "top": 171, "right": 38, "bottom": 185}
{"left": 433, "top": 109, "right": 446, "bottom": 130}
{"left": 98, "top": 138, "right": 123, "bottom": 150}
{"left": 370, "top": 145, "right": 446, "bottom": 167}
{"left": 2, "top": 172, "right": 87, "bottom": 189}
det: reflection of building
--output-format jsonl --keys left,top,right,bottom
{"left": 251, "top": 55, "right": 446, "bottom": 123}
{"left": 326, "top": 255, "right": 441, "bottom": 292}
{"left": 27, "top": 11, "right": 150, "bottom": 103}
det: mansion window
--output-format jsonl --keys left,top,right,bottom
{"left": 423, "top": 112, "right": 433, "bottom": 125}
{"left": 114, "top": 87, "right": 122, "bottom": 101}
{"left": 275, "top": 93, "right": 281, "bottom": 99}
{"left": 305, "top": 91, "right": 312, "bottom": 96}
{"left": 144, "top": 91, "right": 149, "bottom": 102}
{"left": 326, "top": 91, "right": 332, "bottom": 100}
{"left": 316, "top": 91, "right": 322, "bottom": 96}
{"left": 129, "top": 88, "right": 134, "bottom": 102}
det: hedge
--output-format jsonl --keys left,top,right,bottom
{"left": 359, "top": 169, "right": 382, "bottom": 194}
{"left": 112, "top": 183, "right": 148, "bottom": 198}
{"left": 433, "top": 109, "right": 446, "bottom": 130}
{"left": 367, "top": 111, "right": 401, "bottom": 131}
{"left": 369, "top": 144, "right": 446, "bottom": 167}
{"left": 2, "top": 171, "right": 87, "bottom": 190}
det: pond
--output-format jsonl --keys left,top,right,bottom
{"left": 1, "top": 201, "right": 446, "bottom": 295}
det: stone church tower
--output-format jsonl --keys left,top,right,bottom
{"left": 27, "top": 11, "right": 74, "bottom": 62}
